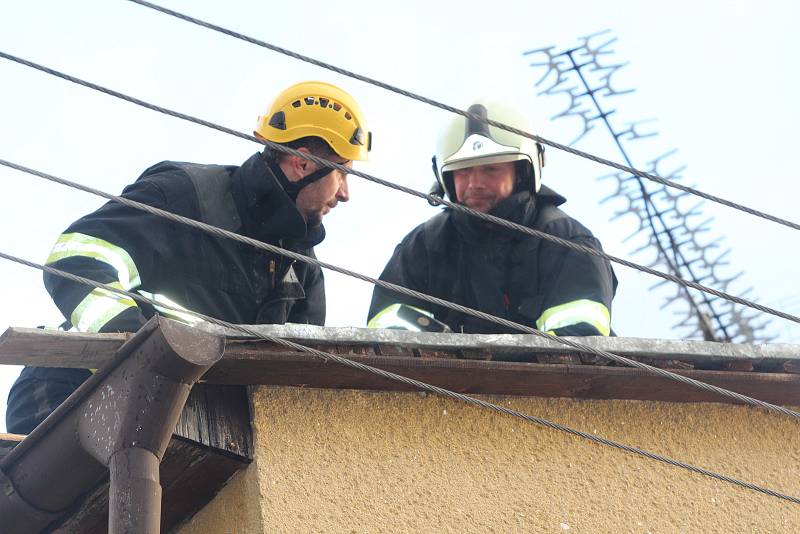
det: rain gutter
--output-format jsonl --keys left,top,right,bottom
{"left": 0, "top": 316, "right": 225, "bottom": 533}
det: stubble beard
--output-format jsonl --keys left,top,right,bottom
{"left": 305, "top": 211, "right": 323, "bottom": 228}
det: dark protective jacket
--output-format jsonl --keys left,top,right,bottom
{"left": 367, "top": 187, "right": 617, "bottom": 335}
{"left": 6, "top": 152, "right": 325, "bottom": 434}
{"left": 45, "top": 151, "right": 326, "bottom": 332}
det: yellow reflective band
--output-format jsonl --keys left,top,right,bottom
{"left": 71, "top": 282, "right": 138, "bottom": 333}
{"left": 137, "top": 290, "right": 204, "bottom": 326}
{"left": 46, "top": 233, "right": 141, "bottom": 290}
{"left": 367, "top": 303, "right": 433, "bottom": 331}
{"left": 536, "top": 299, "right": 611, "bottom": 337}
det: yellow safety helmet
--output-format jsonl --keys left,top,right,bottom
{"left": 255, "top": 81, "right": 371, "bottom": 161}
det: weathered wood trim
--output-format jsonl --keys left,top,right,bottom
{"left": 3, "top": 326, "right": 800, "bottom": 370}
{"left": 206, "top": 347, "right": 800, "bottom": 406}
{"left": 200, "top": 323, "right": 800, "bottom": 363}
{"left": 46, "top": 437, "right": 250, "bottom": 534}
{"left": 0, "top": 328, "right": 128, "bottom": 368}
{"left": 2, "top": 327, "right": 799, "bottom": 405}
{"left": 0, "top": 434, "right": 23, "bottom": 463}
{"left": 174, "top": 384, "right": 252, "bottom": 460}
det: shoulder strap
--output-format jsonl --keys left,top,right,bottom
{"left": 177, "top": 163, "right": 242, "bottom": 232}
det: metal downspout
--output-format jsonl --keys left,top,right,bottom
{"left": 0, "top": 316, "right": 225, "bottom": 533}
{"left": 108, "top": 447, "right": 162, "bottom": 533}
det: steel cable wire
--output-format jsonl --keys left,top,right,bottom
{"left": 0, "top": 50, "right": 797, "bottom": 329}
{"left": 2, "top": 157, "right": 800, "bottom": 422}
{"left": 126, "top": 0, "right": 800, "bottom": 233}
{"left": 3, "top": 2, "right": 798, "bottom": 509}
{"left": 0, "top": 249, "right": 797, "bottom": 505}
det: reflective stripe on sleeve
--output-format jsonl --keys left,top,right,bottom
{"left": 46, "top": 232, "right": 142, "bottom": 290}
{"left": 71, "top": 282, "right": 138, "bottom": 333}
{"left": 535, "top": 299, "right": 611, "bottom": 336}
{"left": 137, "top": 290, "right": 204, "bottom": 326}
{"left": 367, "top": 303, "right": 432, "bottom": 331}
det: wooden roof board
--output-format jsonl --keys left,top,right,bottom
{"left": 0, "top": 328, "right": 128, "bottom": 368}
{"left": 0, "top": 434, "right": 23, "bottom": 463}
{"left": 208, "top": 346, "right": 800, "bottom": 405}
{"left": 2, "top": 326, "right": 799, "bottom": 405}
{"left": 3, "top": 325, "right": 800, "bottom": 367}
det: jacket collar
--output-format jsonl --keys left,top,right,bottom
{"left": 450, "top": 186, "right": 567, "bottom": 242}
{"left": 452, "top": 191, "right": 535, "bottom": 242}
{"left": 232, "top": 152, "right": 326, "bottom": 247}
{"left": 537, "top": 185, "right": 567, "bottom": 207}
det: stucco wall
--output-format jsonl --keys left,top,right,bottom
{"left": 180, "top": 386, "right": 800, "bottom": 533}
{"left": 173, "top": 454, "right": 265, "bottom": 534}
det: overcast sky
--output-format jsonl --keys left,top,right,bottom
{"left": 1, "top": 0, "right": 798, "bottom": 431}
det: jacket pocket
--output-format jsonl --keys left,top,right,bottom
{"left": 255, "top": 266, "right": 307, "bottom": 324}
{"left": 514, "top": 295, "right": 545, "bottom": 326}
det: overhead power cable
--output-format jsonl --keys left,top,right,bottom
{"left": 1, "top": 51, "right": 797, "bottom": 330}
{"left": 0, "top": 250, "right": 797, "bottom": 505}
{"left": 2, "top": 157, "right": 800, "bottom": 422}
{"left": 126, "top": 0, "right": 800, "bottom": 233}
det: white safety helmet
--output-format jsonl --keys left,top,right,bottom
{"left": 433, "top": 102, "right": 545, "bottom": 201}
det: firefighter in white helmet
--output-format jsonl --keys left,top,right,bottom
{"left": 368, "top": 102, "right": 616, "bottom": 335}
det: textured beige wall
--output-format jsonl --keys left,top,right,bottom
{"left": 182, "top": 386, "right": 800, "bottom": 533}
{"left": 173, "top": 456, "right": 266, "bottom": 534}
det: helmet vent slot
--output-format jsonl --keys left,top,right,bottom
{"left": 268, "top": 111, "right": 286, "bottom": 130}
{"left": 255, "top": 82, "right": 370, "bottom": 161}
{"left": 349, "top": 127, "right": 365, "bottom": 146}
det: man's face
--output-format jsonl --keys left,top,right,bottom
{"left": 452, "top": 161, "right": 517, "bottom": 213}
{"left": 295, "top": 160, "right": 351, "bottom": 227}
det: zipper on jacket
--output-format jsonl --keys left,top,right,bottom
{"left": 268, "top": 259, "right": 276, "bottom": 288}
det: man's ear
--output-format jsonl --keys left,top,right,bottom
{"left": 291, "top": 147, "right": 314, "bottom": 178}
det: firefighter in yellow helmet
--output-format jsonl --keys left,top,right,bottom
{"left": 367, "top": 101, "right": 616, "bottom": 336}
{"left": 254, "top": 80, "right": 371, "bottom": 225}
{"left": 6, "top": 81, "right": 371, "bottom": 434}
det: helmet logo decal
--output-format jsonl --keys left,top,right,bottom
{"left": 472, "top": 140, "right": 484, "bottom": 151}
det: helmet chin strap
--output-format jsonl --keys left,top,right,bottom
{"left": 263, "top": 150, "right": 335, "bottom": 201}
{"left": 282, "top": 166, "right": 333, "bottom": 201}
{"left": 513, "top": 160, "right": 534, "bottom": 195}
